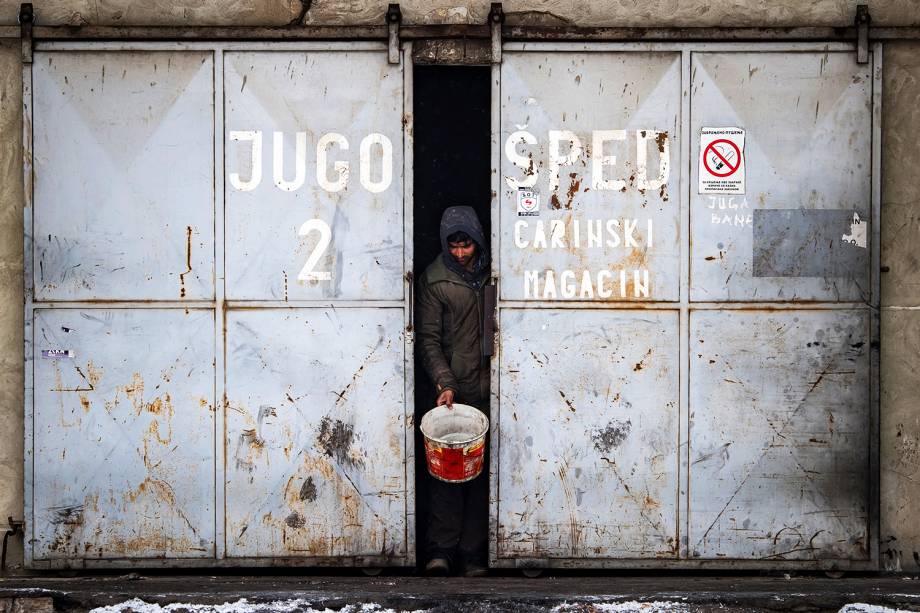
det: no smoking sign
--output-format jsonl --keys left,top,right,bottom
{"left": 699, "top": 127, "right": 745, "bottom": 194}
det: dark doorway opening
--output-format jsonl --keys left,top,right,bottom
{"left": 412, "top": 64, "right": 491, "bottom": 568}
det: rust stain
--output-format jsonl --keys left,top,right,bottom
{"left": 633, "top": 348, "right": 653, "bottom": 371}
{"left": 148, "top": 417, "right": 172, "bottom": 445}
{"left": 85, "top": 361, "right": 103, "bottom": 387}
{"left": 659, "top": 184, "right": 669, "bottom": 202}
{"left": 557, "top": 462, "right": 581, "bottom": 556}
{"left": 564, "top": 172, "right": 580, "bottom": 209}
{"left": 655, "top": 131, "right": 668, "bottom": 154}
{"left": 179, "top": 226, "right": 192, "bottom": 299}
{"left": 558, "top": 390, "right": 576, "bottom": 412}
{"left": 550, "top": 193, "right": 562, "bottom": 210}
{"left": 79, "top": 394, "right": 91, "bottom": 413}
{"left": 121, "top": 372, "right": 145, "bottom": 414}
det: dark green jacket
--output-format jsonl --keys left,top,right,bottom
{"left": 417, "top": 255, "right": 489, "bottom": 403}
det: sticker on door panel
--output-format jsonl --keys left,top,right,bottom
{"left": 517, "top": 189, "right": 540, "bottom": 217}
{"left": 699, "top": 128, "right": 745, "bottom": 194}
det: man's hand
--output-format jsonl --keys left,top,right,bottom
{"left": 436, "top": 389, "right": 455, "bottom": 409}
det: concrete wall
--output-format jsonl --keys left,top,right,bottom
{"left": 0, "top": 1, "right": 917, "bottom": 573}
{"left": 0, "top": 39, "right": 22, "bottom": 573}
{"left": 880, "top": 42, "right": 920, "bottom": 573}
{"left": 0, "top": 0, "right": 918, "bottom": 27}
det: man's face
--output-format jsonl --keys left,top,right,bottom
{"left": 448, "top": 238, "right": 477, "bottom": 268}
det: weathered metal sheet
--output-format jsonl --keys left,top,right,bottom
{"left": 26, "top": 43, "right": 412, "bottom": 568}
{"left": 32, "top": 308, "right": 216, "bottom": 560}
{"left": 496, "top": 309, "right": 679, "bottom": 559}
{"left": 224, "top": 51, "right": 404, "bottom": 301}
{"left": 32, "top": 51, "right": 215, "bottom": 301}
{"left": 689, "top": 309, "right": 869, "bottom": 559}
{"left": 499, "top": 51, "right": 682, "bottom": 302}
{"left": 690, "top": 52, "right": 871, "bottom": 302}
{"left": 225, "top": 308, "right": 406, "bottom": 559}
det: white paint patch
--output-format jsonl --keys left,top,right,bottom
{"left": 89, "top": 599, "right": 428, "bottom": 613}
{"left": 841, "top": 212, "right": 868, "bottom": 248}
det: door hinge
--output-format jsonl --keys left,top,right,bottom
{"left": 856, "top": 4, "right": 870, "bottom": 65}
{"left": 19, "top": 3, "right": 33, "bottom": 65}
{"left": 489, "top": 3, "right": 504, "bottom": 64}
{"left": 387, "top": 4, "right": 402, "bottom": 65}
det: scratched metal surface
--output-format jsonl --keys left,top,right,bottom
{"left": 31, "top": 308, "right": 216, "bottom": 560}
{"left": 499, "top": 51, "right": 682, "bottom": 302}
{"left": 224, "top": 308, "right": 407, "bottom": 558}
{"left": 26, "top": 44, "right": 412, "bottom": 567}
{"left": 224, "top": 51, "right": 404, "bottom": 301}
{"left": 688, "top": 309, "right": 870, "bottom": 559}
{"left": 32, "top": 51, "right": 215, "bottom": 301}
{"left": 496, "top": 309, "right": 679, "bottom": 558}
{"left": 689, "top": 52, "right": 871, "bottom": 302}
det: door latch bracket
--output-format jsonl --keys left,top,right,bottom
{"left": 19, "top": 3, "right": 33, "bottom": 65}
{"left": 387, "top": 4, "right": 402, "bottom": 65}
{"left": 856, "top": 4, "right": 870, "bottom": 65}
{"left": 489, "top": 3, "right": 504, "bottom": 64}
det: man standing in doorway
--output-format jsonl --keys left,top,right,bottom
{"left": 417, "top": 205, "right": 491, "bottom": 577}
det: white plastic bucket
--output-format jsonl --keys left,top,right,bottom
{"left": 420, "top": 404, "right": 490, "bottom": 483}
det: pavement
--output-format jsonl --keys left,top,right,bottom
{"left": 2, "top": 573, "right": 920, "bottom": 612}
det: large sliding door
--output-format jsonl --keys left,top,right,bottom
{"left": 490, "top": 43, "right": 879, "bottom": 569}
{"left": 25, "top": 42, "right": 414, "bottom": 568}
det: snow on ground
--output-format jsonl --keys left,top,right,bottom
{"left": 88, "top": 599, "right": 426, "bottom": 613}
{"left": 86, "top": 599, "right": 917, "bottom": 613}
{"left": 838, "top": 605, "right": 912, "bottom": 613}
{"left": 553, "top": 602, "right": 689, "bottom": 612}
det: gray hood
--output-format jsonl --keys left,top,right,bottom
{"left": 439, "top": 206, "right": 490, "bottom": 288}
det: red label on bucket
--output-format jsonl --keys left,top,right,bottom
{"left": 425, "top": 438, "right": 485, "bottom": 483}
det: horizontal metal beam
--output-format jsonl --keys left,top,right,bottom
{"left": 0, "top": 24, "right": 912, "bottom": 42}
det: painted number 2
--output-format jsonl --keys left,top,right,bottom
{"left": 298, "top": 219, "right": 332, "bottom": 281}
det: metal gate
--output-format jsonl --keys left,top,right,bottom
{"left": 24, "top": 42, "right": 414, "bottom": 568}
{"left": 489, "top": 42, "right": 881, "bottom": 570}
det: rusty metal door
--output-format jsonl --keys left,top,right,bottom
{"left": 490, "top": 43, "right": 880, "bottom": 569}
{"left": 24, "top": 42, "right": 414, "bottom": 568}
{"left": 492, "top": 48, "right": 683, "bottom": 562}
{"left": 222, "top": 48, "right": 411, "bottom": 563}
{"left": 686, "top": 50, "right": 875, "bottom": 564}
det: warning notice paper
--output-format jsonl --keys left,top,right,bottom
{"left": 699, "top": 127, "right": 745, "bottom": 194}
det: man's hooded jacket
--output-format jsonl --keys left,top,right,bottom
{"left": 417, "top": 206, "right": 490, "bottom": 403}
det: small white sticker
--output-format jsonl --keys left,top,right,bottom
{"left": 842, "top": 212, "right": 868, "bottom": 248}
{"left": 699, "top": 127, "right": 745, "bottom": 195}
{"left": 517, "top": 189, "right": 540, "bottom": 217}
{"left": 42, "top": 349, "right": 75, "bottom": 359}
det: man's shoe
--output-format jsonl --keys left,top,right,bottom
{"left": 424, "top": 557, "right": 450, "bottom": 576}
{"left": 462, "top": 561, "right": 488, "bottom": 577}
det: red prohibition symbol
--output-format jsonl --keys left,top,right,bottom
{"left": 703, "top": 139, "right": 742, "bottom": 178}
